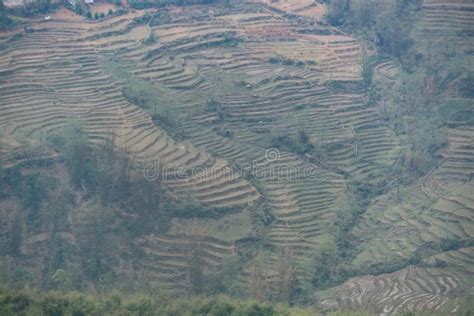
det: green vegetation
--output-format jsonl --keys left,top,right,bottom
{"left": 326, "top": 0, "right": 422, "bottom": 63}
{"left": 103, "top": 61, "right": 186, "bottom": 138}
{"left": 0, "top": 0, "right": 15, "bottom": 31}
{"left": 268, "top": 56, "right": 306, "bottom": 67}
{"left": 0, "top": 288, "right": 314, "bottom": 316}
{"left": 304, "top": 240, "right": 340, "bottom": 289}
{"left": 271, "top": 130, "right": 313, "bottom": 156}
{"left": 2, "top": 287, "right": 470, "bottom": 315}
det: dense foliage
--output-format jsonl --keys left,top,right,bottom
{"left": 0, "top": 0, "right": 15, "bottom": 31}
{"left": 0, "top": 288, "right": 313, "bottom": 316}
{"left": 1, "top": 288, "right": 472, "bottom": 316}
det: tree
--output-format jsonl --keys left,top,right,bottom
{"left": 327, "top": 0, "right": 349, "bottom": 26}
{"left": 0, "top": 133, "right": 3, "bottom": 181}
{"left": 350, "top": 0, "right": 379, "bottom": 29}
{"left": 75, "top": 205, "right": 115, "bottom": 281}
{"left": 46, "top": 234, "right": 69, "bottom": 283}
{"left": 63, "top": 121, "right": 92, "bottom": 190}
{"left": 206, "top": 255, "right": 243, "bottom": 296}
{"left": 332, "top": 192, "right": 358, "bottom": 241}
{"left": 374, "top": 1, "right": 421, "bottom": 61}
{"left": 404, "top": 117, "right": 446, "bottom": 177}
{"left": 129, "top": 179, "right": 169, "bottom": 234}
{"left": 275, "top": 247, "right": 297, "bottom": 305}
{"left": 187, "top": 239, "right": 205, "bottom": 295}
{"left": 22, "top": 174, "right": 49, "bottom": 224}
{"left": 181, "top": 221, "right": 208, "bottom": 296}
{"left": 51, "top": 269, "right": 71, "bottom": 291}
{"left": 39, "top": 0, "right": 51, "bottom": 13}
{"left": 305, "top": 240, "right": 339, "bottom": 288}
{"left": 9, "top": 212, "right": 22, "bottom": 256}
{"left": 108, "top": 8, "right": 113, "bottom": 15}
{"left": 0, "top": 11, "right": 13, "bottom": 31}
{"left": 362, "top": 45, "right": 373, "bottom": 89}
{"left": 20, "top": 0, "right": 33, "bottom": 16}
{"left": 248, "top": 255, "right": 268, "bottom": 302}
{"left": 40, "top": 187, "right": 73, "bottom": 234}
{"left": 75, "top": 5, "right": 83, "bottom": 15}
{"left": 86, "top": 11, "right": 92, "bottom": 19}
{"left": 93, "top": 137, "right": 132, "bottom": 206}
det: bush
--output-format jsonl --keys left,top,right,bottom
{"left": 0, "top": 288, "right": 314, "bottom": 315}
{"left": 310, "top": 240, "right": 339, "bottom": 287}
{"left": 438, "top": 238, "right": 462, "bottom": 252}
{"left": 75, "top": 5, "right": 83, "bottom": 15}
{"left": 272, "top": 130, "right": 313, "bottom": 155}
{"left": 0, "top": 12, "right": 14, "bottom": 31}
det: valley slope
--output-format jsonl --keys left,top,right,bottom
{"left": 0, "top": 0, "right": 472, "bottom": 314}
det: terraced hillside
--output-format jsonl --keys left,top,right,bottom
{"left": 0, "top": 0, "right": 472, "bottom": 313}
{"left": 319, "top": 248, "right": 474, "bottom": 314}
{"left": 137, "top": 233, "right": 235, "bottom": 294}
{"left": 420, "top": 0, "right": 474, "bottom": 53}
{"left": 112, "top": 3, "right": 378, "bottom": 285}
{"left": 0, "top": 8, "right": 262, "bottom": 293}
{"left": 314, "top": 1, "right": 474, "bottom": 312}
{"left": 0, "top": 10, "right": 260, "bottom": 210}
{"left": 263, "top": 0, "right": 326, "bottom": 19}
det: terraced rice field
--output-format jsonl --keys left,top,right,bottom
{"left": 348, "top": 117, "right": 473, "bottom": 266}
{"left": 0, "top": 1, "right": 472, "bottom": 313}
{"left": 322, "top": 104, "right": 474, "bottom": 312}
{"left": 319, "top": 254, "right": 473, "bottom": 314}
{"left": 419, "top": 0, "right": 474, "bottom": 53}
{"left": 138, "top": 234, "right": 235, "bottom": 294}
{"left": 313, "top": 1, "right": 474, "bottom": 311}
{"left": 263, "top": 0, "right": 326, "bottom": 19}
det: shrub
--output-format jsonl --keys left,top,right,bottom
{"left": 271, "top": 130, "right": 313, "bottom": 156}
{"left": 438, "top": 238, "right": 462, "bottom": 252}
{"left": 0, "top": 289, "right": 316, "bottom": 315}
{"left": 0, "top": 12, "right": 14, "bottom": 31}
